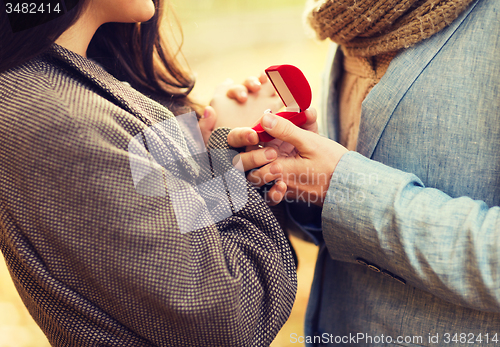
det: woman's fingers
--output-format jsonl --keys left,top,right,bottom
{"left": 258, "top": 71, "right": 269, "bottom": 84}
{"left": 226, "top": 84, "right": 248, "bottom": 103}
{"left": 225, "top": 75, "right": 265, "bottom": 103}
{"left": 242, "top": 76, "right": 262, "bottom": 93}
{"left": 264, "top": 180, "right": 287, "bottom": 206}
{"left": 227, "top": 127, "right": 259, "bottom": 148}
{"left": 247, "top": 161, "right": 282, "bottom": 187}
{"left": 199, "top": 106, "right": 217, "bottom": 144}
{"left": 233, "top": 147, "right": 278, "bottom": 173}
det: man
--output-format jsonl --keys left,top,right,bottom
{"left": 230, "top": 0, "right": 500, "bottom": 345}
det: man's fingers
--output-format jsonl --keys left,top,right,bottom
{"left": 302, "top": 108, "right": 319, "bottom": 133}
{"left": 227, "top": 128, "right": 259, "bottom": 148}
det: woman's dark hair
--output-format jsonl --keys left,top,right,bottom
{"left": 0, "top": 0, "right": 85, "bottom": 72}
{"left": 0, "top": 0, "right": 200, "bottom": 116}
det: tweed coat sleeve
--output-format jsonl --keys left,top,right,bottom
{"left": 0, "top": 46, "right": 296, "bottom": 346}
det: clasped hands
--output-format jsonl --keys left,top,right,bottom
{"left": 199, "top": 72, "right": 282, "bottom": 143}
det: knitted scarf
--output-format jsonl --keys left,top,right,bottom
{"left": 304, "top": 0, "right": 474, "bottom": 57}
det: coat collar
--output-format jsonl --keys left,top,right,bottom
{"left": 46, "top": 44, "right": 172, "bottom": 127}
{"left": 340, "top": 0, "right": 480, "bottom": 158}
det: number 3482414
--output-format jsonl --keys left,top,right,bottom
{"left": 5, "top": 3, "right": 61, "bottom": 14}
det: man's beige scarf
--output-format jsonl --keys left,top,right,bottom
{"left": 305, "top": 0, "right": 474, "bottom": 57}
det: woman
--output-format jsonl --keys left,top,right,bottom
{"left": 232, "top": 0, "right": 500, "bottom": 345}
{"left": 0, "top": 0, "right": 296, "bottom": 346}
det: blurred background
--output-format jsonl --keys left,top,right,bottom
{"left": 0, "top": 1, "right": 331, "bottom": 346}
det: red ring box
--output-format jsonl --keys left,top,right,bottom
{"left": 253, "top": 65, "right": 312, "bottom": 142}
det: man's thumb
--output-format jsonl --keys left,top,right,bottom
{"left": 261, "top": 113, "right": 310, "bottom": 150}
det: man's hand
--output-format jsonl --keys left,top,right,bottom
{"left": 227, "top": 108, "right": 341, "bottom": 206}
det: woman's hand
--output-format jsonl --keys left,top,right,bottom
{"left": 228, "top": 109, "right": 349, "bottom": 206}
{"left": 226, "top": 73, "right": 268, "bottom": 103}
{"left": 210, "top": 73, "right": 283, "bottom": 129}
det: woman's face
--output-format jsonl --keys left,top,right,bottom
{"left": 91, "top": 0, "right": 156, "bottom": 25}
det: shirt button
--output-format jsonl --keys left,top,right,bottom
{"left": 381, "top": 269, "right": 394, "bottom": 279}
{"left": 367, "top": 264, "right": 381, "bottom": 272}
{"left": 356, "top": 257, "right": 369, "bottom": 266}
{"left": 394, "top": 275, "right": 406, "bottom": 285}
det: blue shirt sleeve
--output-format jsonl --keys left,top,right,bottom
{"left": 322, "top": 151, "right": 500, "bottom": 312}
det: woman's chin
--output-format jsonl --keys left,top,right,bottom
{"left": 129, "top": 0, "right": 156, "bottom": 23}
{"left": 133, "top": 10, "right": 156, "bottom": 23}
